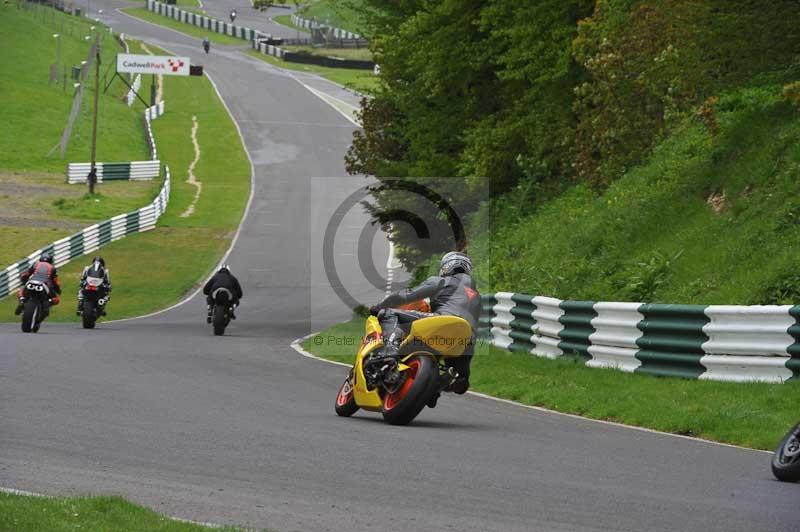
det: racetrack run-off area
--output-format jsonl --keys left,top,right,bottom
{"left": 1, "top": 2, "right": 800, "bottom": 532}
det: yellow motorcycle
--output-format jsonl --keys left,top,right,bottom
{"left": 334, "top": 310, "right": 472, "bottom": 425}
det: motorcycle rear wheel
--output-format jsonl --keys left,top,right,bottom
{"left": 213, "top": 303, "right": 228, "bottom": 336}
{"left": 21, "top": 300, "right": 38, "bottom": 333}
{"left": 772, "top": 422, "right": 800, "bottom": 482}
{"left": 82, "top": 300, "right": 96, "bottom": 329}
{"left": 381, "top": 355, "right": 437, "bottom": 426}
{"left": 334, "top": 372, "right": 359, "bottom": 417}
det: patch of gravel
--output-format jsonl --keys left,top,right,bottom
{"left": 0, "top": 216, "right": 85, "bottom": 230}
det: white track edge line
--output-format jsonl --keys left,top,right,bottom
{"left": 295, "top": 79, "right": 361, "bottom": 127}
{"left": 289, "top": 332, "right": 772, "bottom": 455}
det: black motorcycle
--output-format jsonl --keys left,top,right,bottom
{"left": 772, "top": 422, "right": 800, "bottom": 482}
{"left": 79, "top": 276, "right": 108, "bottom": 329}
{"left": 210, "top": 287, "right": 234, "bottom": 336}
{"left": 20, "top": 280, "right": 51, "bottom": 333}
{"left": 203, "top": 39, "right": 210, "bottom": 54}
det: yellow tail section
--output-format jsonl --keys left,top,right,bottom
{"left": 402, "top": 315, "right": 472, "bottom": 357}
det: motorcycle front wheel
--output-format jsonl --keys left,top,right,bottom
{"left": 334, "top": 371, "right": 359, "bottom": 417}
{"left": 381, "top": 355, "right": 437, "bottom": 426}
{"left": 772, "top": 423, "right": 800, "bottom": 482}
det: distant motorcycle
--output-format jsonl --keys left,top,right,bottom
{"left": 210, "top": 287, "right": 234, "bottom": 336}
{"left": 78, "top": 276, "right": 109, "bottom": 329}
{"left": 230, "top": 9, "right": 236, "bottom": 23}
{"left": 202, "top": 38, "right": 210, "bottom": 54}
{"left": 20, "top": 280, "right": 51, "bottom": 333}
{"left": 772, "top": 422, "right": 800, "bottom": 482}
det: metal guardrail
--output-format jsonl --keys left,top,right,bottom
{"left": 290, "top": 13, "right": 363, "bottom": 41}
{"left": 67, "top": 160, "right": 161, "bottom": 183}
{"left": 252, "top": 38, "right": 285, "bottom": 59}
{"left": 0, "top": 102, "right": 172, "bottom": 300}
{"left": 479, "top": 292, "right": 800, "bottom": 383}
{"left": 125, "top": 74, "right": 141, "bottom": 106}
{"left": 146, "top": 0, "right": 267, "bottom": 42}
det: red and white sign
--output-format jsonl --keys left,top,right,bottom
{"left": 117, "top": 54, "right": 190, "bottom": 76}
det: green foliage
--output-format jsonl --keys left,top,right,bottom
{"left": 351, "top": 0, "right": 800, "bottom": 285}
{"left": 472, "top": 85, "right": 800, "bottom": 304}
{"left": 784, "top": 81, "right": 800, "bottom": 108}
{"left": 571, "top": 0, "right": 800, "bottom": 183}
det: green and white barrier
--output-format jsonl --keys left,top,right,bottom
{"left": 145, "top": 0, "right": 267, "bottom": 42}
{"left": 252, "top": 38, "right": 285, "bottom": 59}
{"left": 290, "top": 13, "right": 362, "bottom": 40}
{"left": 480, "top": 292, "right": 800, "bottom": 383}
{"left": 0, "top": 103, "right": 171, "bottom": 300}
{"left": 125, "top": 74, "right": 141, "bottom": 106}
{"left": 67, "top": 160, "right": 161, "bottom": 183}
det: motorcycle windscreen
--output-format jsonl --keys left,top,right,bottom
{"left": 404, "top": 315, "right": 472, "bottom": 357}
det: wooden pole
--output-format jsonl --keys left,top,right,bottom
{"left": 89, "top": 35, "right": 100, "bottom": 195}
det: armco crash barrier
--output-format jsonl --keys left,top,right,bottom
{"left": 290, "top": 13, "right": 362, "bottom": 40}
{"left": 0, "top": 102, "right": 171, "bottom": 300}
{"left": 479, "top": 292, "right": 800, "bottom": 383}
{"left": 67, "top": 161, "right": 160, "bottom": 183}
{"left": 146, "top": 0, "right": 267, "bottom": 43}
{"left": 251, "top": 40, "right": 375, "bottom": 70}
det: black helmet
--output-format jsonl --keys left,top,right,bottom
{"left": 439, "top": 251, "right": 472, "bottom": 277}
{"left": 40, "top": 252, "right": 54, "bottom": 264}
{"left": 219, "top": 263, "right": 231, "bottom": 274}
{"left": 93, "top": 256, "right": 105, "bottom": 268}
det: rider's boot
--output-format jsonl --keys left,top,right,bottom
{"left": 14, "top": 297, "right": 24, "bottom": 316}
{"left": 76, "top": 299, "right": 83, "bottom": 316}
{"left": 230, "top": 306, "right": 237, "bottom": 320}
{"left": 206, "top": 305, "right": 213, "bottom": 324}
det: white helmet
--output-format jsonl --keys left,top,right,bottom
{"left": 439, "top": 251, "right": 472, "bottom": 277}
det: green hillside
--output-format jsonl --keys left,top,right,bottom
{"left": 0, "top": 4, "right": 148, "bottom": 173}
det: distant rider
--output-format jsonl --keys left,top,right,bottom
{"left": 230, "top": 8, "right": 236, "bottom": 22}
{"left": 203, "top": 265, "right": 243, "bottom": 323}
{"left": 15, "top": 252, "right": 62, "bottom": 316}
{"left": 76, "top": 256, "right": 112, "bottom": 316}
{"left": 370, "top": 251, "right": 481, "bottom": 396}
{"left": 202, "top": 37, "right": 210, "bottom": 53}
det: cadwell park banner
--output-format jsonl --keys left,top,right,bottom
{"left": 117, "top": 54, "right": 190, "bottom": 76}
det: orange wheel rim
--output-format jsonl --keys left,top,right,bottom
{"left": 383, "top": 359, "right": 420, "bottom": 411}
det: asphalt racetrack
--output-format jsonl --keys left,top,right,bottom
{"left": 1, "top": 2, "right": 799, "bottom": 531}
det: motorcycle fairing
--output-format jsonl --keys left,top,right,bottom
{"left": 400, "top": 315, "right": 472, "bottom": 358}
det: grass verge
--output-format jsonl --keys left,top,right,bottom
{"left": 0, "top": 38, "right": 250, "bottom": 322}
{"left": 0, "top": 493, "right": 258, "bottom": 532}
{"left": 122, "top": 7, "right": 247, "bottom": 46}
{"left": 245, "top": 50, "right": 377, "bottom": 93}
{"left": 304, "top": 315, "right": 800, "bottom": 451}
